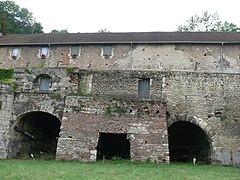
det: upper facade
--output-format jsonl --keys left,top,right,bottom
{"left": 0, "top": 32, "right": 240, "bottom": 73}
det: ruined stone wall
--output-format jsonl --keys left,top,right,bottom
{"left": 4, "top": 68, "right": 72, "bottom": 157}
{"left": 78, "top": 70, "right": 240, "bottom": 165}
{"left": 1, "top": 44, "right": 240, "bottom": 73}
{"left": 56, "top": 70, "right": 168, "bottom": 162}
{"left": 0, "top": 82, "right": 14, "bottom": 158}
{"left": 56, "top": 96, "right": 168, "bottom": 163}
{"left": 90, "top": 70, "right": 162, "bottom": 99}
{"left": 163, "top": 72, "right": 240, "bottom": 165}
{"left": 0, "top": 66, "right": 239, "bottom": 165}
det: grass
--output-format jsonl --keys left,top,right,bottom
{"left": 0, "top": 159, "right": 239, "bottom": 180}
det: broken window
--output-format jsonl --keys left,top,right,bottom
{"left": 12, "top": 48, "right": 19, "bottom": 60}
{"left": 39, "top": 76, "right": 51, "bottom": 91}
{"left": 40, "top": 47, "right": 48, "bottom": 59}
{"left": 71, "top": 46, "right": 80, "bottom": 58}
{"left": 138, "top": 78, "right": 150, "bottom": 99}
{"left": 102, "top": 45, "right": 112, "bottom": 58}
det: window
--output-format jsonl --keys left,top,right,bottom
{"left": 40, "top": 47, "right": 48, "bottom": 59}
{"left": 12, "top": 48, "right": 19, "bottom": 60}
{"left": 138, "top": 78, "right": 150, "bottom": 99}
{"left": 39, "top": 76, "right": 51, "bottom": 91}
{"left": 102, "top": 45, "right": 112, "bottom": 58}
{"left": 71, "top": 46, "right": 80, "bottom": 58}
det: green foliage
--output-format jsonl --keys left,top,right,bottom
{"left": 0, "top": 0, "right": 44, "bottom": 34}
{"left": 31, "top": 89, "right": 36, "bottom": 94}
{"left": 105, "top": 106, "right": 113, "bottom": 115}
{"left": 66, "top": 65, "right": 74, "bottom": 74}
{"left": 111, "top": 156, "right": 122, "bottom": 161}
{"left": 25, "top": 68, "right": 33, "bottom": 74}
{"left": 177, "top": 11, "right": 240, "bottom": 32}
{"left": 215, "top": 114, "right": 226, "bottom": 121}
{"left": 98, "top": 29, "right": 110, "bottom": 33}
{"left": 50, "top": 29, "right": 69, "bottom": 34}
{"left": 105, "top": 105, "right": 126, "bottom": 115}
{"left": 38, "top": 60, "right": 46, "bottom": 68}
{"left": 49, "top": 93, "right": 62, "bottom": 100}
{"left": 10, "top": 82, "right": 17, "bottom": 91}
{"left": 0, "top": 68, "right": 14, "bottom": 82}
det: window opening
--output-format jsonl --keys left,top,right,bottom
{"left": 71, "top": 46, "right": 79, "bottom": 58}
{"left": 39, "top": 76, "right": 50, "bottom": 90}
{"left": 138, "top": 78, "right": 150, "bottom": 99}
{"left": 12, "top": 48, "right": 19, "bottom": 60}
{"left": 40, "top": 47, "right": 48, "bottom": 59}
{"left": 103, "top": 45, "right": 112, "bottom": 58}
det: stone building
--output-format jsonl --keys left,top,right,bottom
{"left": 0, "top": 32, "right": 239, "bottom": 165}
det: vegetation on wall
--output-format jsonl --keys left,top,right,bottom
{"left": 0, "top": 68, "right": 14, "bottom": 82}
{"left": 38, "top": 60, "right": 46, "bottom": 68}
{"left": 105, "top": 105, "right": 127, "bottom": 116}
{"left": 49, "top": 93, "right": 62, "bottom": 100}
{"left": 10, "top": 82, "right": 18, "bottom": 91}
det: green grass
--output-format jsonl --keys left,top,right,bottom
{"left": 0, "top": 159, "right": 239, "bottom": 180}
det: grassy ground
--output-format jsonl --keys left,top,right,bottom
{"left": 0, "top": 159, "right": 239, "bottom": 180}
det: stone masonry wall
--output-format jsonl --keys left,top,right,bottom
{"left": 0, "top": 67, "right": 239, "bottom": 165}
{"left": 163, "top": 72, "right": 240, "bottom": 165}
{"left": 1, "top": 44, "right": 240, "bottom": 73}
{"left": 0, "top": 82, "right": 14, "bottom": 158}
{"left": 4, "top": 68, "right": 72, "bottom": 157}
{"left": 56, "top": 96, "right": 168, "bottom": 163}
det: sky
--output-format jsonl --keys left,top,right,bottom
{"left": 12, "top": 0, "right": 240, "bottom": 33}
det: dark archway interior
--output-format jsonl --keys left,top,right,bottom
{"left": 168, "top": 121, "right": 210, "bottom": 163}
{"left": 15, "top": 111, "right": 61, "bottom": 156}
{"left": 97, "top": 133, "right": 130, "bottom": 160}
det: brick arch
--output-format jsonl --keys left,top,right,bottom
{"left": 14, "top": 109, "right": 63, "bottom": 123}
{"left": 15, "top": 110, "right": 61, "bottom": 124}
{"left": 167, "top": 114, "right": 216, "bottom": 144}
{"left": 13, "top": 110, "right": 62, "bottom": 136}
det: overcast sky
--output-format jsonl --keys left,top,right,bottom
{"left": 12, "top": 0, "right": 240, "bottom": 33}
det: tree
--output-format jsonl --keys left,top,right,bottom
{"left": 50, "top": 29, "right": 69, "bottom": 34}
{"left": 98, "top": 29, "right": 110, "bottom": 33}
{"left": 177, "top": 11, "right": 240, "bottom": 32}
{"left": 0, "top": 0, "right": 43, "bottom": 34}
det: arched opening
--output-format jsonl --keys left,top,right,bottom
{"left": 14, "top": 111, "right": 61, "bottom": 157}
{"left": 97, "top": 133, "right": 130, "bottom": 160}
{"left": 168, "top": 121, "right": 210, "bottom": 163}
